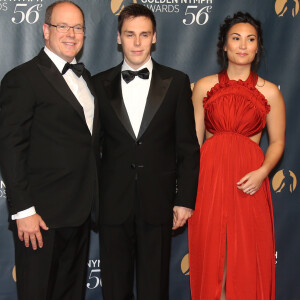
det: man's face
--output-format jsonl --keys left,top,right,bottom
{"left": 43, "top": 2, "right": 84, "bottom": 62}
{"left": 117, "top": 16, "right": 156, "bottom": 70}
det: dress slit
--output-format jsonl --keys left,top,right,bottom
{"left": 220, "top": 231, "right": 227, "bottom": 300}
{"left": 217, "top": 224, "right": 227, "bottom": 300}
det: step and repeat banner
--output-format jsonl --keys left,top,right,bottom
{"left": 0, "top": 0, "right": 299, "bottom": 299}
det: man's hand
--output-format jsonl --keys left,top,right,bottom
{"left": 172, "top": 206, "right": 193, "bottom": 230}
{"left": 16, "top": 214, "right": 49, "bottom": 250}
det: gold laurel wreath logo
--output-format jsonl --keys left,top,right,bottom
{"left": 275, "top": 0, "right": 299, "bottom": 17}
{"left": 12, "top": 265, "right": 17, "bottom": 282}
{"left": 272, "top": 169, "right": 297, "bottom": 194}
{"left": 181, "top": 253, "right": 190, "bottom": 275}
{"left": 111, "top": 0, "right": 138, "bottom": 15}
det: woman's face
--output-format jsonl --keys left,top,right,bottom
{"left": 224, "top": 22, "right": 258, "bottom": 68}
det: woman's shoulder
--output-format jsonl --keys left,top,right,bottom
{"left": 256, "top": 76, "right": 283, "bottom": 104}
{"left": 193, "top": 74, "right": 219, "bottom": 93}
{"left": 192, "top": 74, "right": 220, "bottom": 105}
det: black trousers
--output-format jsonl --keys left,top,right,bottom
{"left": 99, "top": 212, "right": 172, "bottom": 300}
{"left": 13, "top": 217, "right": 90, "bottom": 300}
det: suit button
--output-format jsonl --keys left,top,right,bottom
{"left": 136, "top": 141, "right": 142, "bottom": 145}
{"left": 131, "top": 164, "right": 136, "bottom": 169}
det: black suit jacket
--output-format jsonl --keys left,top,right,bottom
{"left": 0, "top": 50, "right": 100, "bottom": 228}
{"left": 92, "top": 61, "right": 199, "bottom": 225}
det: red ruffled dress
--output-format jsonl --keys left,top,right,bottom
{"left": 189, "top": 70, "right": 275, "bottom": 300}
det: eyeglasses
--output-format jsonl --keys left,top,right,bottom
{"left": 47, "top": 23, "right": 85, "bottom": 34}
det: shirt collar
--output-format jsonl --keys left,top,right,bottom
{"left": 122, "top": 57, "right": 153, "bottom": 74}
{"left": 44, "top": 46, "right": 77, "bottom": 73}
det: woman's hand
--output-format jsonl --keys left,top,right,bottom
{"left": 237, "top": 168, "right": 267, "bottom": 195}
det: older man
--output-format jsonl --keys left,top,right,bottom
{"left": 0, "top": 1, "right": 99, "bottom": 299}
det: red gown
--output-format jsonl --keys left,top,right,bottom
{"left": 188, "top": 70, "right": 275, "bottom": 300}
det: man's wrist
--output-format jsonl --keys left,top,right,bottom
{"left": 11, "top": 207, "right": 36, "bottom": 220}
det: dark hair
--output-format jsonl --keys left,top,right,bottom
{"left": 217, "top": 11, "right": 263, "bottom": 71}
{"left": 45, "top": 1, "right": 85, "bottom": 26}
{"left": 118, "top": 4, "right": 156, "bottom": 34}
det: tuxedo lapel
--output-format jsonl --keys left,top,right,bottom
{"left": 137, "top": 63, "right": 172, "bottom": 140}
{"left": 103, "top": 66, "right": 136, "bottom": 140}
{"left": 36, "top": 51, "right": 86, "bottom": 123}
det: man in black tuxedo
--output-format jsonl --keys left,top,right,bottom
{"left": 92, "top": 4, "right": 199, "bottom": 300}
{"left": 0, "top": 1, "right": 99, "bottom": 299}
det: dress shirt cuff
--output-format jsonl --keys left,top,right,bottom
{"left": 11, "top": 207, "right": 36, "bottom": 220}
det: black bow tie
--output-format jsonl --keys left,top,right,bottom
{"left": 62, "top": 62, "right": 85, "bottom": 77}
{"left": 121, "top": 68, "right": 150, "bottom": 84}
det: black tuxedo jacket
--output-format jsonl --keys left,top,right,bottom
{"left": 92, "top": 60, "right": 199, "bottom": 225}
{"left": 0, "top": 50, "right": 100, "bottom": 228}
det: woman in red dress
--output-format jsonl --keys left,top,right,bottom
{"left": 189, "top": 12, "right": 285, "bottom": 300}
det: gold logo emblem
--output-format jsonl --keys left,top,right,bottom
{"left": 272, "top": 169, "right": 297, "bottom": 194}
{"left": 275, "top": 0, "right": 299, "bottom": 17}
{"left": 12, "top": 265, "right": 17, "bottom": 282}
{"left": 111, "top": 0, "right": 137, "bottom": 15}
{"left": 181, "top": 253, "right": 190, "bottom": 275}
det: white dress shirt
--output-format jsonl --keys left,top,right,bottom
{"left": 11, "top": 47, "right": 94, "bottom": 220}
{"left": 45, "top": 47, "right": 94, "bottom": 134}
{"left": 121, "top": 58, "right": 153, "bottom": 137}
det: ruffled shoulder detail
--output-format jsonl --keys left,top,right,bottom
{"left": 203, "top": 71, "right": 270, "bottom": 115}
